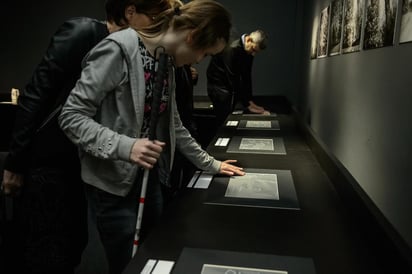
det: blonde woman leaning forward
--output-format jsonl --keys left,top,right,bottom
{"left": 58, "top": 1, "right": 245, "bottom": 274}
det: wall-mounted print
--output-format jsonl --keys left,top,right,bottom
{"left": 310, "top": 17, "right": 320, "bottom": 59}
{"left": 342, "top": 0, "right": 366, "bottom": 53}
{"left": 400, "top": 0, "right": 412, "bottom": 43}
{"left": 363, "top": 0, "right": 398, "bottom": 49}
{"left": 328, "top": 0, "right": 345, "bottom": 55}
{"left": 317, "top": 5, "right": 330, "bottom": 57}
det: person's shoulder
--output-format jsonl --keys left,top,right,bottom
{"left": 57, "top": 17, "right": 107, "bottom": 36}
{"left": 230, "top": 37, "right": 242, "bottom": 48}
{"left": 108, "top": 28, "right": 137, "bottom": 40}
{"left": 104, "top": 28, "right": 140, "bottom": 56}
{"left": 107, "top": 28, "right": 140, "bottom": 48}
{"left": 64, "top": 17, "right": 105, "bottom": 27}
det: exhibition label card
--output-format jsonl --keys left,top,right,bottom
{"left": 226, "top": 120, "right": 239, "bottom": 126}
{"left": 141, "top": 259, "right": 174, "bottom": 274}
{"left": 215, "top": 137, "right": 230, "bottom": 147}
{"left": 194, "top": 172, "right": 214, "bottom": 189}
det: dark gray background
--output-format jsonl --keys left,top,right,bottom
{"left": 1, "top": 0, "right": 411, "bottom": 257}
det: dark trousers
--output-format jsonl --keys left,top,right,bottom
{"left": 208, "top": 86, "right": 233, "bottom": 129}
{"left": 9, "top": 167, "right": 87, "bottom": 274}
{"left": 85, "top": 168, "right": 164, "bottom": 274}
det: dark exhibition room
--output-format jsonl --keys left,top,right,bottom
{"left": 1, "top": 0, "right": 411, "bottom": 274}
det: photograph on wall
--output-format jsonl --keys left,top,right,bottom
{"left": 317, "top": 5, "right": 330, "bottom": 57}
{"left": 328, "top": 0, "right": 344, "bottom": 55}
{"left": 310, "top": 17, "right": 320, "bottom": 59}
{"left": 400, "top": 0, "right": 412, "bottom": 43}
{"left": 342, "top": 0, "right": 366, "bottom": 53}
{"left": 363, "top": 0, "right": 398, "bottom": 49}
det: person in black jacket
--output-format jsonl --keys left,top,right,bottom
{"left": 0, "top": 1, "right": 175, "bottom": 273}
{"left": 207, "top": 29, "right": 269, "bottom": 128}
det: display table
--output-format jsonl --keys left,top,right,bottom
{"left": 122, "top": 111, "right": 383, "bottom": 274}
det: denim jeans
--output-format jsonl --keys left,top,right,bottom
{"left": 85, "top": 168, "right": 164, "bottom": 274}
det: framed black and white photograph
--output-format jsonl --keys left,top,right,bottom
{"left": 328, "top": 0, "right": 344, "bottom": 56}
{"left": 310, "top": 17, "right": 320, "bottom": 59}
{"left": 317, "top": 5, "right": 330, "bottom": 57}
{"left": 342, "top": 0, "right": 366, "bottom": 53}
{"left": 363, "top": 0, "right": 398, "bottom": 49}
{"left": 400, "top": 0, "right": 412, "bottom": 43}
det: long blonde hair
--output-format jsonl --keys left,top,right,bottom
{"left": 140, "top": 0, "right": 232, "bottom": 50}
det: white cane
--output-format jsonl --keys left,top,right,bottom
{"left": 132, "top": 168, "right": 149, "bottom": 256}
{"left": 132, "top": 48, "right": 168, "bottom": 257}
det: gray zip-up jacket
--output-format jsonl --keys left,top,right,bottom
{"left": 58, "top": 28, "right": 221, "bottom": 196}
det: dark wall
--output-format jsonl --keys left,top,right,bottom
{"left": 297, "top": 0, "right": 412, "bottom": 253}
{"left": 1, "top": 0, "right": 301, "bottom": 100}
{"left": 193, "top": 0, "right": 303, "bottom": 101}
{"left": 2, "top": 0, "right": 411, "bottom": 260}
{"left": 0, "top": 0, "right": 106, "bottom": 94}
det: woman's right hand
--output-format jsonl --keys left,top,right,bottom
{"left": 129, "top": 138, "right": 166, "bottom": 169}
{"left": 1, "top": 170, "right": 24, "bottom": 196}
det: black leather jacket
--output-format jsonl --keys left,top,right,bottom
{"left": 206, "top": 37, "right": 254, "bottom": 108}
{"left": 4, "top": 17, "right": 109, "bottom": 173}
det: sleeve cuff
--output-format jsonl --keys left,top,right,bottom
{"left": 117, "top": 135, "right": 136, "bottom": 162}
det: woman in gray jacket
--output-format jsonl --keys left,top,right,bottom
{"left": 59, "top": 1, "right": 245, "bottom": 273}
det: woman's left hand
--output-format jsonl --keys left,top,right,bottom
{"left": 219, "top": 160, "right": 245, "bottom": 176}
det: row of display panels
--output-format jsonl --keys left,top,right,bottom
{"left": 139, "top": 113, "right": 315, "bottom": 274}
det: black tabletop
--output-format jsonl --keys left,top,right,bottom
{"left": 123, "top": 112, "right": 383, "bottom": 274}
